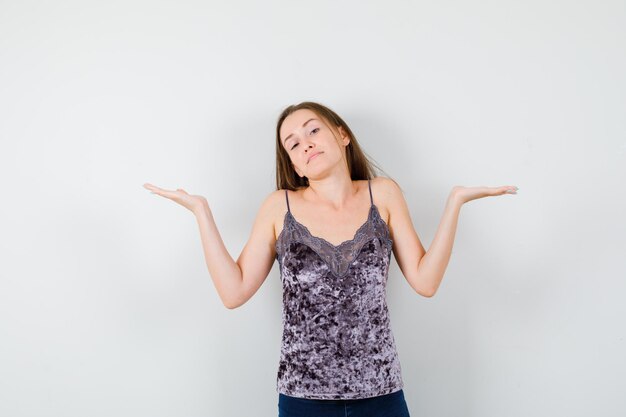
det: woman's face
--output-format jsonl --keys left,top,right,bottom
{"left": 279, "top": 109, "right": 350, "bottom": 179}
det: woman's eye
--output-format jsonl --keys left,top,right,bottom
{"left": 290, "top": 128, "right": 318, "bottom": 150}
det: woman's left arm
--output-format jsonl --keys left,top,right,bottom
{"left": 416, "top": 185, "right": 518, "bottom": 297}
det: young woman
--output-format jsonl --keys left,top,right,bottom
{"left": 143, "top": 101, "right": 518, "bottom": 416}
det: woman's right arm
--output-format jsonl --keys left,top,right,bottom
{"left": 193, "top": 202, "right": 244, "bottom": 308}
{"left": 193, "top": 193, "right": 278, "bottom": 309}
{"left": 144, "top": 183, "right": 279, "bottom": 310}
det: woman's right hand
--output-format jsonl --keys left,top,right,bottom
{"left": 143, "top": 183, "right": 208, "bottom": 215}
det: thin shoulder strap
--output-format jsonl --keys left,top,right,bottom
{"left": 285, "top": 189, "right": 291, "bottom": 213}
{"left": 368, "top": 179, "right": 374, "bottom": 206}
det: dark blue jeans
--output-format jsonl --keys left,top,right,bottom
{"left": 278, "top": 389, "right": 411, "bottom": 417}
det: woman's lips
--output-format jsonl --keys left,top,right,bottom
{"left": 308, "top": 152, "right": 323, "bottom": 163}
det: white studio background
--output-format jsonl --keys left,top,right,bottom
{"left": 1, "top": 1, "right": 624, "bottom": 416}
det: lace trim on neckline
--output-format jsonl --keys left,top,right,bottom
{"left": 286, "top": 205, "right": 376, "bottom": 249}
{"left": 275, "top": 205, "right": 392, "bottom": 278}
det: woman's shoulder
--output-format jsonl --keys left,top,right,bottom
{"left": 369, "top": 176, "right": 402, "bottom": 197}
{"left": 263, "top": 186, "right": 302, "bottom": 213}
{"left": 368, "top": 177, "right": 405, "bottom": 223}
{"left": 265, "top": 187, "right": 303, "bottom": 237}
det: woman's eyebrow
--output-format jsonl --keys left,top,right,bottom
{"left": 283, "top": 118, "right": 317, "bottom": 145}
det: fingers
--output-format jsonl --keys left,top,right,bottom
{"left": 143, "top": 183, "right": 164, "bottom": 195}
{"left": 143, "top": 183, "right": 173, "bottom": 196}
{"left": 486, "top": 186, "right": 518, "bottom": 196}
{"left": 143, "top": 183, "right": 189, "bottom": 199}
{"left": 143, "top": 183, "right": 159, "bottom": 192}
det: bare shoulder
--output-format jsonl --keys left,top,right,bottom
{"left": 260, "top": 189, "right": 287, "bottom": 217}
{"left": 261, "top": 188, "right": 289, "bottom": 240}
{"left": 369, "top": 176, "right": 404, "bottom": 222}
{"left": 370, "top": 176, "right": 402, "bottom": 196}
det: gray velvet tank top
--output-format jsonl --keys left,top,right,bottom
{"left": 274, "top": 179, "right": 404, "bottom": 400}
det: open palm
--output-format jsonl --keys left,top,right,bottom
{"left": 452, "top": 185, "right": 518, "bottom": 204}
{"left": 143, "top": 183, "right": 207, "bottom": 214}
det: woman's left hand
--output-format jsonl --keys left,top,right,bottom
{"left": 451, "top": 185, "right": 518, "bottom": 204}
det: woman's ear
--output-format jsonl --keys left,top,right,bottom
{"left": 339, "top": 126, "right": 350, "bottom": 146}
